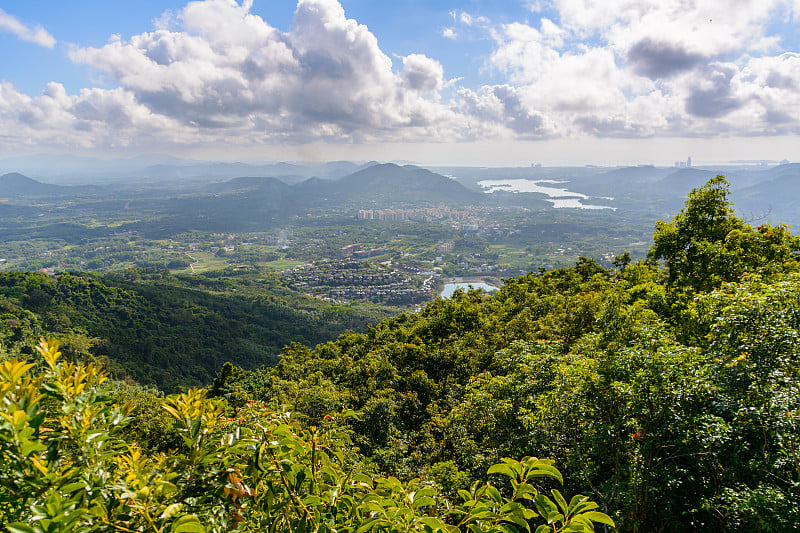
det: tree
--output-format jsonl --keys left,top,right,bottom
{"left": 649, "top": 175, "right": 799, "bottom": 295}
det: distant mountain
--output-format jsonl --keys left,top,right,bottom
{"left": 655, "top": 168, "right": 717, "bottom": 193}
{"left": 0, "top": 172, "right": 65, "bottom": 197}
{"left": 297, "top": 163, "right": 482, "bottom": 205}
{"left": 762, "top": 163, "right": 800, "bottom": 181}
{"left": 311, "top": 161, "right": 367, "bottom": 178}
{"left": 128, "top": 164, "right": 482, "bottom": 236}
{"left": 591, "top": 165, "right": 675, "bottom": 184}
{"left": 204, "top": 176, "right": 290, "bottom": 194}
{"left": 0, "top": 154, "right": 378, "bottom": 183}
{"left": 735, "top": 164, "right": 800, "bottom": 227}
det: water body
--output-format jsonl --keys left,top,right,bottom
{"left": 440, "top": 282, "right": 499, "bottom": 298}
{"left": 477, "top": 179, "right": 616, "bottom": 210}
{"left": 546, "top": 198, "right": 617, "bottom": 210}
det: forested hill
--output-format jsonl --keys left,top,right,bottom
{"left": 2, "top": 176, "right": 800, "bottom": 531}
{"left": 0, "top": 268, "right": 395, "bottom": 391}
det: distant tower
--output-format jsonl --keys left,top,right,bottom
{"left": 687, "top": 156, "right": 692, "bottom": 168}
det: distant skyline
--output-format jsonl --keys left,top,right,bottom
{"left": 1, "top": 0, "right": 799, "bottom": 166}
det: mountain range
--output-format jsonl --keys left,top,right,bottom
{"left": 0, "top": 154, "right": 380, "bottom": 184}
{"left": 3, "top": 159, "right": 800, "bottom": 229}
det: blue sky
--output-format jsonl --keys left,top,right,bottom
{"left": 1, "top": 0, "right": 799, "bottom": 165}
{"left": 2, "top": 1, "right": 523, "bottom": 93}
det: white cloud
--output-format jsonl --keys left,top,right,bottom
{"left": 65, "top": 0, "right": 456, "bottom": 142}
{"left": 0, "top": 81, "right": 186, "bottom": 150}
{"left": 484, "top": 0, "right": 800, "bottom": 138}
{"left": 4, "top": 0, "right": 508, "bottom": 151}
{"left": 152, "top": 9, "right": 177, "bottom": 31}
{"left": 523, "top": 1, "right": 546, "bottom": 13}
{"left": 0, "top": 8, "right": 56, "bottom": 48}
{"left": 402, "top": 54, "right": 444, "bottom": 93}
{"left": 454, "top": 11, "right": 490, "bottom": 27}
{"left": 442, "top": 27, "right": 457, "bottom": 40}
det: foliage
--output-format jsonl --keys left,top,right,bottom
{"left": 649, "top": 175, "right": 800, "bottom": 295}
{"left": 0, "top": 269, "right": 396, "bottom": 392}
{"left": 0, "top": 339, "right": 613, "bottom": 532}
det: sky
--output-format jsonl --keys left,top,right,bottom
{"left": 1, "top": 0, "right": 799, "bottom": 166}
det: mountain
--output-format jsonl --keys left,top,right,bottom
{"left": 591, "top": 165, "right": 675, "bottom": 184}
{"left": 0, "top": 270, "right": 395, "bottom": 392}
{"left": 654, "top": 168, "right": 717, "bottom": 193}
{"left": 204, "top": 176, "right": 291, "bottom": 194}
{"left": 0, "top": 154, "right": 378, "bottom": 183}
{"left": 0, "top": 172, "right": 66, "bottom": 197}
{"left": 124, "top": 164, "right": 482, "bottom": 235}
{"left": 734, "top": 164, "right": 800, "bottom": 227}
{"left": 310, "top": 160, "right": 371, "bottom": 178}
{"left": 296, "top": 163, "right": 482, "bottom": 205}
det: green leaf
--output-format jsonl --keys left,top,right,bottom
{"left": 412, "top": 495, "right": 436, "bottom": 509}
{"left": 579, "top": 511, "right": 615, "bottom": 527}
{"left": 458, "top": 489, "right": 473, "bottom": 503}
{"left": 303, "top": 495, "right": 323, "bottom": 506}
{"left": 497, "top": 524, "right": 519, "bottom": 533}
{"left": 534, "top": 495, "right": 558, "bottom": 518}
{"left": 569, "top": 501, "right": 598, "bottom": 516}
{"left": 171, "top": 515, "right": 206, "bottom": 533}
{"left": 551, "top": 490, "right": 568, "bottom": 514}
{"left": 161, "top": 503, "right": 184, "bottom": 520}
{"left": 487, "top": 463, "right": 516, "bottom": 479}
{"left": 487, "top": 484, "right": 504, "bottom": 503}
{"left": 499, "top": 502, "right": 523, "bottom": 514}
{"left": 527, "top": 465, "right": 563, "bottom": 485}
{"left": 419, "top": 517, "right": 447, "bottom": 531}
{"left": 6, "top": 524, "right": 36, "bottom": 533}
{"left": 60, "top": 482, "right": 87, "bottom": 494}
{"left": 514, "top": 482, "right": 538, "bottom": 499}
{"left": 357, "top": 517, "right": 380, "bottom": 533}
{"left": 567, "top": 495, "right": 592, "bottom": 514}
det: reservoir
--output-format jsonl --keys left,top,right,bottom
{"left": 440, "top": 282, "right": 499, "bottom": 298}
{"left": 477, "top": 179, "right": 615, "bottom": 210}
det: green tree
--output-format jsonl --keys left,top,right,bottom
{"left": 649, "top": 175, "right": 799, "bottom": 295}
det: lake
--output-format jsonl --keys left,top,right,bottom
{"left": 440, "top": 282, "right": 499, "bottom": 298}
{"left": 477, "top": 179, "right": 616, "bottom": 210}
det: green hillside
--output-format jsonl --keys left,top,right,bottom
{"left": 0, "top": 268, "right": 396, "bottom": 392}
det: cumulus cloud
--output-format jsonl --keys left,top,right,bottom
{"left": 456, "top": 85, "right": 556, "bottom": 138}
{"left": 627, "top": 39, "right": 705, "bottom": 79}
{"left": 685, "top": 64, "right": 742, "bottom": 119}
{"left": 485, "top": 0, "right": 800, "bottom": 138}
{"left": 0, "top": 8, "right": 56, "bottom": 48}
{"left": 1, "top": 0, "right": 541, "bottom": 151}
{"left": 402, "top": 54, "right": 444, "bottom": 92}
{"left": 0, "top": 80, "right": 185, "bottom": 150}
{"left": 59, "top": 0, "right": 478, "bottom": 145}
